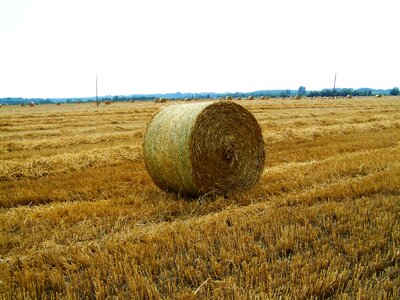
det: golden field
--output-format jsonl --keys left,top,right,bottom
{"left": 0, "top": 97, "right": 399, "bottom": 299}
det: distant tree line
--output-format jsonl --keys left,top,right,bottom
{"left": 307, "top": 88, "right": 373, "bottom": 97}
{"left": 0, "top": 87, "right": 398, "bottom": 105}
{"left": 306, "top": 87, "right": 399, "bottom": 97}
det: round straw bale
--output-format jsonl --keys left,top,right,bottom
{"left": 105, "top": 100, "right": 112, "bottom": 105}
{"left": 29, "top": 102, "right": 35, "bottom": 107}
{"left": 225, "top": 96, "right": 232, "bottom": 101}
{"left": 143, "top": 101, "right": 265, "bottom": 197}
{"left": 247, "top": 95, "right": 254, "bottom": 100}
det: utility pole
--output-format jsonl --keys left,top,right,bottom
{"left": 333, "top": 73, "right": 337, "bottom": 99}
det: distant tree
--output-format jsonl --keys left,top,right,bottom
{"left": 298, "top": 86, "right": 306, "bottom": 96}
{"left": 390, "top": 87, "right": 399, "bottom": 96}
{"left": 307, "top": 90, "right": 320, "bottom": 97}
{"left": 279, "top": 89, "right": 292, "bottom": 97}
{"left": 338, "top": 88, "right": 354, "bottom": 97}
{"left": 320, "top": 89, "right": 334, "bottom": 97}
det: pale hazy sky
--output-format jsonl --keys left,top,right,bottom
{"left": 0, "top": 0, "right": 399, "bottom": 98}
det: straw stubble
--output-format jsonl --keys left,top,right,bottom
{"left": 143, "top": 101, "right": 265, "bottom": 197}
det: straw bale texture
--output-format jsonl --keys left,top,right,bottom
{"left": 143, "top": 101, "right": 265, "bottom": 197}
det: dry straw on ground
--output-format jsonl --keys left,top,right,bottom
{"left": 143, "top": 101, "right": 266, "bottom": 197}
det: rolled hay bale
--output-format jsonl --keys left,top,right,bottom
{"left": 160, "top": 98, "right": 167, "bottom": 103}
{"left": 294, "top": 95, "right": 302, "bottom": 100}
{"left": 247, "top": 95, "right": 254, "bottom": 100}
{"left": 346, "top": 95, "right": 352, "bottom": 99}
{"left": 105, "top": 100, "right": 112, "bottom": 105}
{"left": 143, "top": 101, "right": 266, "bottom": 197}
{"left": 225, "top": 96, "right": 233, "bottom": 101}
{"left": 29, "top": 102, "right": 35, "bottom": 107}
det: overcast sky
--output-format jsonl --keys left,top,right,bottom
{"left": 0, "top": 0, "right": 399, "bottom": 98}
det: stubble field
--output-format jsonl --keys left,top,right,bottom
{"left": 0, "top": 97, "right": 399, "bottom": 299}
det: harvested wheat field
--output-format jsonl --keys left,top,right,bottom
{"left": 1, "top": 97, "right": 399, "bottom": 299}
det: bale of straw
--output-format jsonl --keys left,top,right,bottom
{"left": 105, "top": 100, "right": 112, "bottom": 105}
{"left": 247, "top": 95, "right": 254, "bottom": 100}
{"left": 160, "top": 98, "right": 167, "bottom": 103}
{"left": 29, "top": 102, "right": 35, "bottom": 107}
{"left": 225, "top": 96, "right": 233, "bottom": 101}
{"left": 143, "top": 101, "right": 266, "bottom": 197}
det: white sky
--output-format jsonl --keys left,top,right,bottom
{"left": 0, "top": 0, "right": 399, "bottom": 98}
